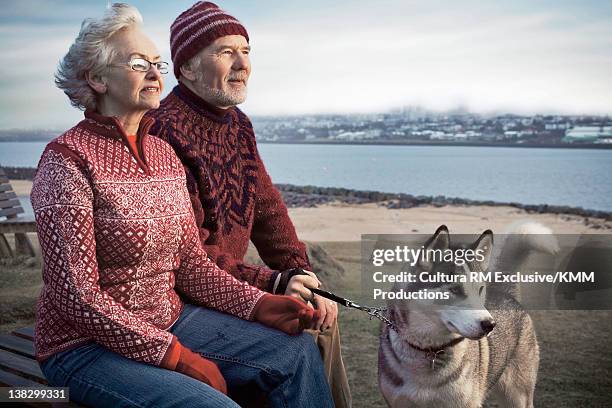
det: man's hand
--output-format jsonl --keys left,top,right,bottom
{"left": 285, "top": 270, "right": 338, "bottom": 331}
{"left": 310, "top": 292, "right": 338, "bottom": 332}
{"left": 284, "top": 269, "right": 320, "bottom": 299}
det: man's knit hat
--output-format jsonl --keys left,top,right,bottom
{"left": 170, "top": 1, "right": 249, "bottom": 78}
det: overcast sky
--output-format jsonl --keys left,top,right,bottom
{"left": 0, "top": 0, "right": 611, "bottom": 129}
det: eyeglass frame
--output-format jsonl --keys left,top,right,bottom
{"left": 108, "top": 57, "right": 169, "bottom": 75}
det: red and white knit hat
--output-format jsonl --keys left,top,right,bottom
{"left": 170, "top": 1, "right": 249, "bottom": 78}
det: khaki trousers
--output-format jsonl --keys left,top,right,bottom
{"left": 306, "top": 321, "right": 352, "bottom": 408}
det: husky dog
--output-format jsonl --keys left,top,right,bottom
{"left": 378, "top": 223, "right": 558, "bottom": 408}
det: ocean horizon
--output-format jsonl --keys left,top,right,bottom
{"left": 1, "top": 142, "right": 611, "bottom": 213}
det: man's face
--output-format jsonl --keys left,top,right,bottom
{"left": 189, "top": 35, "right": 251, "bottom": 108}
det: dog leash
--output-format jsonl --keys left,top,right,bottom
{"left": 310, "top": 288, "right": 396, "bottom": 332}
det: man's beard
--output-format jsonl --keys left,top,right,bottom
{"left": 196, "top": 72, "right": 248, "bottom": 107}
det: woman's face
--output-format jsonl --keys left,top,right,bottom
{"left": 100, "top": 27, "right": 164, "bottom": 116}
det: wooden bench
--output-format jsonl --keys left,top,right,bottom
{"left": 0, "top": 326, "right": 77, "bottom": 406}
{"left": 0, "top": 326, "right": 83, "bottom": 406}
{"left": 0, "top": 167, "right": 37, "bottom": 258}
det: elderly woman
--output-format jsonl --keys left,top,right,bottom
{"left": 31, "top": 4, "right": 334, "bottom": 407}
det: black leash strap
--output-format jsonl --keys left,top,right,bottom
{"left": 311, "top": 288, "right": 396, "bottom": 331}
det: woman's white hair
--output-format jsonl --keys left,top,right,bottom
{"left": 55, "top": 3, "right": 143, "bottom": 111}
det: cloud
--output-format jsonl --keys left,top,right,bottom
{"left": 241, "top": 1, "right": 612, "bottom": 115}
{"left": 0, "top": 0, "right": 610, "bottom": 129}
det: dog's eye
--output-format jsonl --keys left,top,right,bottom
{"left": 478, "top": 286, "right": 485, "bottom": 296}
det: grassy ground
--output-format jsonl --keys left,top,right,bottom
{"left": 1, "top": 242, "right": 611, "bottom": 407}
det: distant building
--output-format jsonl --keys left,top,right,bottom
{"left": 465, "top": 130, "right": 483, "bottom": 139}
{"left": 504, "top": 131, "right": 520, "bottom": 139}
{"left": 563, "top": 126, "right": 612, "bottom": 143}
{"left": 332, "top": 130, "right": 379, "bottom": 141}
{"left": 545, "top": 122, "right": 570, "bottom": 130}
{"left": 429, "top": 131, "right": 454, "bottom": 140}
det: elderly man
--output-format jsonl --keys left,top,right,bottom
{"left": 149, "top": 2, "right": 350, "bottom": 407}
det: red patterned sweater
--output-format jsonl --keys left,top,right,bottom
{"left": 31, "top": 110, "right": 265, "bottom": 364}
{"left": 148, "top": 84, "right": 311, "bottom": 292}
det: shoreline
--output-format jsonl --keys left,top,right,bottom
{"left": 5, "top": 167, "right": 612, "bottom": 221}
{"left": 258, "top": 140, "right": 612, "bottom": 150}
{"left": 2, "top": 139, "right": 612, "bottom": 149}
{"left": 277, "top": 183, "right": 612, "bottom": 220}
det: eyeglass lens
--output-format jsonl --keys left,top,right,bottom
{"left": 130, "top": 58, "right": 168, "bottom": 74}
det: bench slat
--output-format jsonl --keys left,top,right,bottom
{"left": 0, "top": 215, "right": 36, "bottom": 224}
{"left": 12, "top": 326, "right": 35, "bottom": 341}
{"left": 0, "top": 207, "right": 25, "bottom": 218}
{"left": 0, "top": 198, "right": 22, "bottom": 209}
{"left": 0, "top": 175, "right": 9, "bottom": 184}
{"left": 0, "top": 191, "right": 17, "bottom": 201}
{"left": 0, "top": 334, "right": 35, "bottom": 358}
{"left": 0, "top": 349, "right": 46, "bottom": 383}
{"left": 0, "top": 215, "right": 35, "bottom": 225}
{"left": 0, "top": 184, "right": 13, "bottom": 192}
{"left": 0, "top": 223, "right": 37, "bottom": 234}
{"left": 0, "top": 368, "right": 45, "bottom": 387}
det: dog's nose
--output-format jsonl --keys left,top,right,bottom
{"left": 481, "top": 319, "right": 496, "bottom": 334}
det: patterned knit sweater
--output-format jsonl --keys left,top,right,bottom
{"left": 148, "top": 84, "right": 311, "bottom": 292}
{"left": 31, "top": 110, "right": 265, "bottom": 364}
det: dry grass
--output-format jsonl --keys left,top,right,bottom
{"left": 0, "top": 256, "right": 41, "bottom": 334}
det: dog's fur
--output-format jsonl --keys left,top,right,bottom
{"left": 378, "top": 222, "right": 558, "bottom": 408}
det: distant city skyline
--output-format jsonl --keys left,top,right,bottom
{"left": 1, "top": 0, "right": 611, "bottom": 129}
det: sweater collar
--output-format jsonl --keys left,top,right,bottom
{"left": 82, "top": 109, "right": 155, "bottom": 141}
{"left": 174, "top": 83, "right": 234, "bottom": 124}
{"left": 80, "top": 109, "right": 154, "bottom": 175}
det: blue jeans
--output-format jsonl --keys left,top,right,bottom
{"left": 40, "top": 303, "right": 334, "bottom": 407}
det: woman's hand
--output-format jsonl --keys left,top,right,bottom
{"left": 161, "top": 337, "right": 227, "bottom": 394}
{"left": 252, "top": 294, "right": 321, "bottom": 334}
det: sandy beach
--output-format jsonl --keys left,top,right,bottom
{"left": 8, "top": 180, "right": 31, "bottom": 196}
{"left": 290, "top": 202, "right": 606, "bottom": 240}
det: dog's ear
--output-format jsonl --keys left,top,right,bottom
{"left": 470, "top": 230, "right": 493, "bottom": 271}
{"left": 419, "top": 225, "right": 450, "bottom": 270}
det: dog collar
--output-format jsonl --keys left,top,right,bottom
{"left": 405, "top": 336, "right": 465, "bottom": 370}
{"left": 406, "top": 336, "right": 465, "bottom": 354}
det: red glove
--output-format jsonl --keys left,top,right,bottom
{"left": 161, "top": 337, "right": 227, "bottom": 395}
{"left": 252, "top": 294, "right": 321, "bottom": 335}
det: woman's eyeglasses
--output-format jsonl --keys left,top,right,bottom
{"left": 109, "top": 57, "right": 169, "bottom": 74}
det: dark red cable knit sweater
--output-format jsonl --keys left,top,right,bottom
{"left": 148, "top": 84, "right": 311, "bottom": 292}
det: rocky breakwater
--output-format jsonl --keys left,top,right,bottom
{"left": 276, "top": 184, "right": 612, "bottom": 230}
